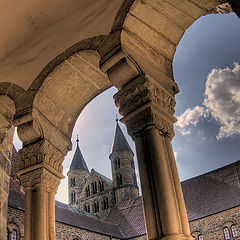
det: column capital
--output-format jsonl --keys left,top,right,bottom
{"left": 17, "top": 139, "right": 64, "bottom": 177}
{"left": 114, "top": 74, "right": 177, "bottom": 138}
{"left": 19, "top": 166, "right": 62, "bottom": 192}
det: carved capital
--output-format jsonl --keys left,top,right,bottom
{"left": 19, "top": 167, "right": 62, "bottom": 192}
{"left": 114, "top": 75, "right": 177, "bottom": 138}
{"left": 18, "top": 139, "right": 64, "bottom": 174}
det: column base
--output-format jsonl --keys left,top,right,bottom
{"left": 160, "top": 234, "right": 193, "bottom": 240}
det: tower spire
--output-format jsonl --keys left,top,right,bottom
{"left": 110, "top": 119, "right": 133, "bottom": 155}
{"left": 69, "top": 136, "right": 89, "bottom": 171}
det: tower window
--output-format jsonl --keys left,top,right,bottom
{"left": 231, "top": 225, "right": 238, "bottom": 238}
{"left": 103, "top": 197, "right": 109, "bottom": 210}
{"left": 114, "top": 158, "right": 121, "bottom": 169}
{"left": 70, "top": 178, "right": 76, "bottom": 187}
{"left": 224, "top": 227, "right": 231, "bottom": 240}
{"left": 85, "top": 185, "right": 90, "bottom": 197}
{"left": 131, "top": 160, "right": 135, "bottom": 169}
{"left": 71, "top": 192, "right": 76, "bottom": 202}
{"left": 117, "top": 174, "right": 122, "bottom": 186}
{"left": 92, "top": 181, "right": 97, "bottom": 194}
{"left": 99, "top": 181, "right": 104, "bottom": 192}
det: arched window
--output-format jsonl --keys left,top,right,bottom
{"left": 103, "top": 197, "right": 109, "bottom": 210}
{"left": 231, "top": 225, "right": 238, "bottom": 238}
{"left": 84, "top": 204, "right": 90, "bottom": 213}
{"left": 117, "top": 158, "right": 120, "bottom": 168}
{"left": 114, "top": 159, "right": 117, "bottom": 169}
{"left": 71, "top": 192, "right": 76, "bottom": 202}
{"left": 99, "top": 181, "right": 104, "bottom": 192}
{"left": 94, "top": 201, "right": 99, "bottom": 213}
{"left": 92, "top": 181, "right": 97, "bottom": 194}
{"left": 116, "top": 174, "right": 122, "bottom": 186}
{"left": 198, "top": 234, "right": 203, "bottom": 240}
{"left": 85, "top": 185, "right": 90, "bottom": 197}
{"left": 10, "top": 230, "right": 17, "bottom": 240}
{"left": 70, "top": 178, "right": 76, "bottom": 187}
{"left": 224, "top": 227, "right": 231, "bottom": 240}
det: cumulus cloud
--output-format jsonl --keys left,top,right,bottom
{"left": 176, "top": 63, "right": 240, "bottom": 140}
{"left": 176, "top": 106, "right": 208, "bottom": 135}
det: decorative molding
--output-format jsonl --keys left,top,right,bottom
{"left": 114, "top": 75, "right": 176, "bottom": 137}
{"left": 18, "top": 139, "right": 64, "bottom": 174}
{"left": 19, "top": 167, "right": 61, "bottom": 191}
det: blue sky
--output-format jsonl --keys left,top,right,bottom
{"left": 13, "top": 13, "right": 240, "bottom": 203}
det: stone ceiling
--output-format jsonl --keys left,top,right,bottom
{"left": 0, "top": 0, "right": 124, "bottom": 90}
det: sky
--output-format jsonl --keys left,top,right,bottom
{"left": 13, "top": 13, "right": 240, "bottom": 204}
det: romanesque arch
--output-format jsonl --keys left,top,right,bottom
{"left": 0, "top": 0, "right": 239, "bottom": 239}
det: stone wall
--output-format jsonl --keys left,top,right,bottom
{"left": 56, "top": 222, "right": 119, "bottom": 240}
{"left": 190, "top": 206, "right": 240, "bottom": 240}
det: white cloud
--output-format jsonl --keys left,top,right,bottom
{"left": 204, "top": 62, "right": 240, "bottom": 139}
{"left": 176, "top": 106, "right": 208, "bottom": 135}
{"left": 56, "top": 168, "right": 69, "bottom": 203}
{"left": 176, "top": 63, "right": 240, "bottom": 140}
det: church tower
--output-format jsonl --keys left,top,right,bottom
{"left": 109, "top": 119, "right": 139, "bottom": 204}
{"left": 67, "top": 137, "right": 89, "bottom": 207}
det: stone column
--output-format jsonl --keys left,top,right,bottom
{"left": 17, "top": 139, "right": 64, "bottom": 240}
{"left": 0, "top": 126, "right": 14, "bottom": 240}
{"left": 114, "top": 74, "right": 192, "bottom": 240}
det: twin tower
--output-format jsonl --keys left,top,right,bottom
{"left": 67, "top": 120, "right": 139, "bottom": 218}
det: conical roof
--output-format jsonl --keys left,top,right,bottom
{"left": 111, "top": 120, "right": 133, "bottom": 154}
{"left": 70, "top": 138, "right": 89, "bottom": 172}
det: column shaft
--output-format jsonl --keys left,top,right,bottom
{"left": 114, "top": 74, "right": 192, "bottom": 240}
{"left": 24, "top": 188, "right": 32, "bottom": 240}
{"left": 49, "top": 191, "right": 56, "bottom": 240}
{"left": 36, "top": 184, "right": 47, "bottom": 240}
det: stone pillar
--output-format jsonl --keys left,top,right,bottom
{"left": 114, "top": 75, "right": 192, "bottom": 240}
{"left": 17, "top": 139, "right": 64, "bottom": 240}
{"left": 0, "top": 126, "right": 14, "bottom": 240}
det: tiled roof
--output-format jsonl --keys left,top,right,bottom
{"left": 110, "top": 122, "right": 133, "bottom": 154}
{"left": 69, "top": 142, "right": 89, "bottom": 171}
{"left": 105, "top": 198, "right": 146, "bottom": 239}
{"left": 8, "top": 189, "right": 122, "bottom": 238}
{"left": 182, "top": 160, "right": 240, "bottom": 221}
{"left": 8, "top": 161, "right": 240, "bottom": 238}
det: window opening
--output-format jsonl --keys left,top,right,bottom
{"left": 224, "top": 227, "right": 231, "bottom": 240}
{"left": 231, "top": 225, "right": 238, "bottom": 238}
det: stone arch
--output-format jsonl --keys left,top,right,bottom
{"left": 100, "top": 0, "right": 233, "bottom": 90}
